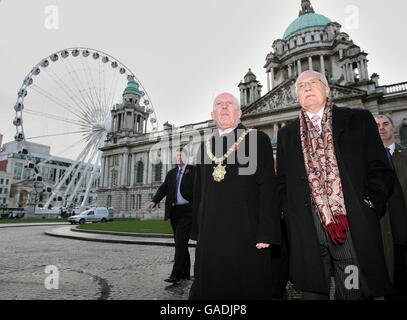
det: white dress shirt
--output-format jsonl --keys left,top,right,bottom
{"left": 387, "top": 142, "right": 396, "bottom": 156}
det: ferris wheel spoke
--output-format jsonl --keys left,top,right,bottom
{"left": 80, "top": 57, "right": 103, "bottom": 112}
{"left": 42, "top": 67, "right": 91, "bottom": 117}
{"left": 43, "top": 66, "right": 107, "bottom": 129}
{"left": 25, "top": 130, "right": 90, "bottom": 140}
{"left": 61, "top": 58, "right": 99, "bottom": 114}
{"left": 105, "top": 66, "right": 120, "bottom": 115}
{"left": 30, "top": 84, "right": 87, "bottom": 123}
{"left": 72, "top": 60, "right": 111, "bottom": 127}
{"left": 23, "top": 108, "right": 84, "bottom": 127}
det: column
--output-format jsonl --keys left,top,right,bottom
{"left": 359, "top": 60, "right": 365, "bottom": 80}
{"left": 349, "top": 63, "right": 354, "bottom": 82}
{"left": 342, "top": 66, "right": 348, "bottom": 83}
{"left": 347, "top": 64, "right": 352, "bottom": 83}
{"left": 267, "top": 71, "right": 271, "bottom": 92}
{"left": 139, "top": 115, "right": 144, "bottom": 133}
{"left": 162, "top": 148, "right": 168, "bottom": 177}
{"left": 308, "top": 56, "right": 313, "bottom": 70}
{"left": 167, "top": 148, "right": 173, "bottom": 169}
{"left": 147, "top": 151, "right": 153, "bottom": 184}
{"left": 105, "top": 157, "right": 110, "bottom": 188}
{"left": 270, "top": 68, "right": 275, "bottom": 89}
{"left": 100, "top": 156, "right": 106, "bottom": 188}
{"left": 363, "top": 60, "right": 369, "bottom": 79}
{"left": 130, "top": 153, "right": 135, "bottom": 186}
{"left": 297, "top": 59, "right": 302, "bottom": 75}
{"left": 320, "top": 55, "right": 325, "bottom": 75}
{"left": 273, "top": 123, "right": 278, "bottom": 140}
{"left": 288, "top": 65, "right": 292, "bottom": 78}
{"left": 121, "top": 152, "right": 128, "bottom": 186}
{"left": 143, "top": 152, "right": 148, "bottom": 185}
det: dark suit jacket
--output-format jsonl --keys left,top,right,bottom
{"left": 388, "top": 144, "right": 407, "bottom": 245}
{"left": 277, "top": 105, "right": 394, "bottom": 297}
{"left": 152, "top": 164, "right": 195, "bottom": 220}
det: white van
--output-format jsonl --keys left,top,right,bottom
{"left": 68, "top": 207, "right": 112, "bottom": 225}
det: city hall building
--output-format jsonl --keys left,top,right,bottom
{"left": 97, "top": 0, "right": 407, "bottom": 218}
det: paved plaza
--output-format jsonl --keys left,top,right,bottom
{"left": 0, "top": 224, "right": 193, "bottom": 300}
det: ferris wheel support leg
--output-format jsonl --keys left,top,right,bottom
{"left": 44, "top": 191, "right": 57, "bottom": 210}
{"left": 81, "top": 151, "right": 102, "bottom": 208}
{"left": 67, "top": 144, "right": 99, "bottom": 205}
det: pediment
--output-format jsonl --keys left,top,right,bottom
{"left": 243, "top": 80, "right": 366, "bottom": 116}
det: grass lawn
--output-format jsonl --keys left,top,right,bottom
{"left": 76, "top": 219, "right": 173, "bottom": 234}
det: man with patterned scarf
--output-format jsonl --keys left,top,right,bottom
{"left": 276, "top": 70, "right": 395, "bottom": 299}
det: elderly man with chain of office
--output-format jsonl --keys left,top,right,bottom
{"left": 276, "top": 70, "right": 394, "bottom": 300}
{"left": 189, "top": 92, "right": 280, "bottom": 300}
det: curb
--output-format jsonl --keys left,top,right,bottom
{"left": 71, "top": 226, "right": 174, "bottom": 238}
{"left": 44, "top": 225, "right": 196, "bottom": 247}
{"left": 0, "top": 222, "right": 68, "bottom": 228}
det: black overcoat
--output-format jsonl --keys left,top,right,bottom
{"left": 276, "top": 106, "right": 394, "bottom": 298}
{"left": 189, "top": 123, "right": 281, "bottom": 300}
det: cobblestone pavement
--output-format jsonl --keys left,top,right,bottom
{"left": 0, "top": 226, "right": 193, "bottom": 300}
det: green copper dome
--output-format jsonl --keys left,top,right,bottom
{"left": 283, "top": 12, "right": 331, "bottom": 40}
{"left": 123, "top": 79, "right": 142, "bottom": 96}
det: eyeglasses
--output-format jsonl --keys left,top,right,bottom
{"left": 297, "top": 78, "right": 324, "bottom": 91}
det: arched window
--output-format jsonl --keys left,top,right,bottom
{"left": 400, "top": 124, "right": 407, "bottom": 147}
{"left": 136, "top": 161, "right": 144, "bottom": 184}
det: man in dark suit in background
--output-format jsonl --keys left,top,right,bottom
{"left": 277, "top": 70, "right": 394, "bottom": 300}
{"left": 376, "top": 114, "right": 407, "bottom": 299}
{"left": 146, "top": 147, "right": 195, "bottom": 283}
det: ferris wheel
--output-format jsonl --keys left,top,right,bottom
{"left": 13, "top": 47, "right": 159, "bottom": 210}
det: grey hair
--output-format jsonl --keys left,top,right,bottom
{"left": 375, "top": 114, "right": 394, "bottom": 127}
{"left": 295, "top": 70, "right": 329, "bottom": 92}
{"left": 213, "top": 92, "right": 241, "bottom": 110}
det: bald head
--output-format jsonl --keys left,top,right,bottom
{"left": 211, "top": 92, "right": 242, "bottom": 131}
{"left": 213, "top": 92, "right": 240, "bottom": 110}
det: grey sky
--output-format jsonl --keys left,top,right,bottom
{"left": 1, "top": 0, "right": 406, "bottom": 159}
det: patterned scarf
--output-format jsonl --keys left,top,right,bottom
{"left": 300, "top": 102, "right": 349, "bottom": 244}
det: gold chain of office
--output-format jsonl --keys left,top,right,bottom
{"left": 206, "top": 129, "right": 253, "bottom": 182}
